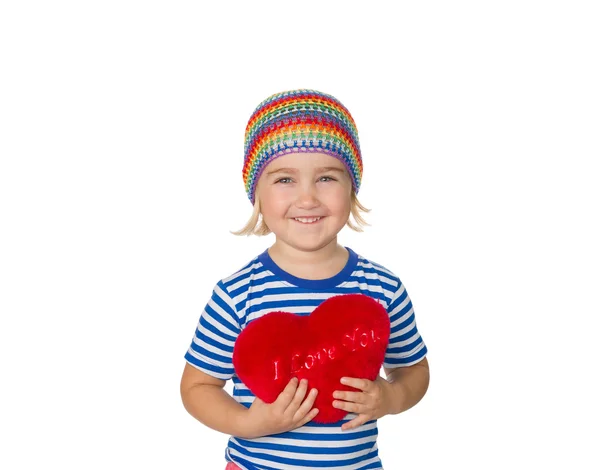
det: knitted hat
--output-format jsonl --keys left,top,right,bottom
{"left": 242, "top": 89, "right": 363, "bottom": 204}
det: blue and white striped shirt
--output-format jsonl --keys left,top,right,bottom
{"left": 184, "top": 246, "right": 428, "bottom": 469}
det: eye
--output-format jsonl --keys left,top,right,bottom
{"left": 275, "top": 177, "right": 293, "bottom": 184}
{"left": 319, "top": 175, "right": 336, "bottom": 182}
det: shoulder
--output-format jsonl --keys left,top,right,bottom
{"left": 211, "top": 251, "right": 264, "bottom": 296}
{"left": 348, "top": 247, "right": 414, "bottom": 311}
{"left": 198, "top": 252, "right": 265, "bottom": 326}
{"left": 350, "top": 247, "right": 402, "bottom": 288}
{"left": 208, "top": 250, "right": 278, "bottom": 314}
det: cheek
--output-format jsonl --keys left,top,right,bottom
{"left": 260, "top": 188, "right": 289, "bottom": 216}
{"left": 326, "top": 188, "right": 352, "bottom": 214}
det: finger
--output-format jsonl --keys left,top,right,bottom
{"left": 332, "top": 390, "right": 366, "bottom": 404}
{"left": 332, "top": 399, "right": 363, "bottom": 414}
{"left": 340, "top": 377, "right": 371, "bottom": 391}
{"left": 293, "top": 388, "right": 318, "bottom": 422}
{"left": 286, "top": 378, "right": 309, "bottom": 413}
{"left": 341, "top": 414, "right": 369, "bottom": 431}
{"left": 276, "top": 377, "right": 299, "bottom": 408}
{"left": 298, "top": 406, "right": 319, "bottom": 427}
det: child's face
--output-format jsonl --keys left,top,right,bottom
{"left": 256, "top": 152, "right": 353, "bottom": 252}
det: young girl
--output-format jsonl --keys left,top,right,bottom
{"left": 180, "top": 89, "right": 430, "bottom": 470}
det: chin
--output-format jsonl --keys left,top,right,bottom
{"left": 293, "top": 235, "right": 340, "bottom": 252}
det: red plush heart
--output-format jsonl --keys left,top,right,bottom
{"left": 232, "top": 293, "right": 391, "bottom": 423}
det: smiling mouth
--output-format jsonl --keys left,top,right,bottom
{"left": 292, "top": 216, "right": 324, "bottom": 224}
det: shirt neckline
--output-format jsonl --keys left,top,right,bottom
{"left": 258, "top": 246, "right": 359, "bottom": 290}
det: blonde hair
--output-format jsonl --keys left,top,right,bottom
{"left": 230, "top": 190, "right": 371, "bottom": 236}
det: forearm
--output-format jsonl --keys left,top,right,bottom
{"left": 182, "top": 384, "right": 254, "bottom": 438}
{"left": 384, "top": 361, "right": 430, "bottom": 415}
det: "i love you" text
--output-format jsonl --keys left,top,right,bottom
{"left": 272, "top": 326, "right": 383, "bottom": 380}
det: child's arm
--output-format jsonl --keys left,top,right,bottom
{"left": 383, "top": 356, "right": 430, "bottom": 414}
{"left": 180, "top": 363, "right": 320, "bottom": 439}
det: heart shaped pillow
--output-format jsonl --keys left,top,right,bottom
{"left": 232, "top": 293, "right": 391, "bottom": 423}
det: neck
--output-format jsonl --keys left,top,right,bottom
{"left": 268, "top": 238, "right": 349, "bottom": 280}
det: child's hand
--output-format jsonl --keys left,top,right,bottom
{"left": 332, "top": 376, "right": 393, "bottom": 431}
{"left": 244, "top": 377, "right": 319, "bottom": 438}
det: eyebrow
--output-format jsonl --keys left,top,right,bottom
{"left": 266, "top": 166, "right": 346, "bottom": 176}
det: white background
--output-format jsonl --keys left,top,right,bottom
{"left": 1, "top": 1, "right": 599, "bottom": 469}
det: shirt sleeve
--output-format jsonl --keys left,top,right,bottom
{"left": 184, "top": 280, "right": 241, "bottom": 380}
{"left": 384, "top": 276, "right": 428, "bottom": 368}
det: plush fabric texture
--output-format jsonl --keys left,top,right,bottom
{"left": 232, "top": 293, "right": 390, "bottom": 423}
{"left": 242, "top": 89, "right": 363, "bottom": 205}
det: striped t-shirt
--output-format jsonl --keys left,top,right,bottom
{"left": 184, "top": 246, "right": 428, "bottom": 470}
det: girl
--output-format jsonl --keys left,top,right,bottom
{"left": 180, "top": 89, "right": 430, "bottom": 470}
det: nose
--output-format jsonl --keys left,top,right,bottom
{"left": 295, "top": 182, "right": 320, "bottom": 209}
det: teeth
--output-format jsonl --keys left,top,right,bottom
{"left": 294, "top": 217, "right": 322, "bottom": 224}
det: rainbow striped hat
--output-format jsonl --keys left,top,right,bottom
{"left": 243, "top": 89, "right": 363, "bottom": 204}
